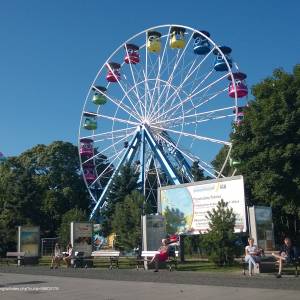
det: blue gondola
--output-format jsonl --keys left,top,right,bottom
{"left": 193, "top": 31, "right": 211, "bottom": 55}
{"left": 213, "top": 46, "right": 232, "bottom": 71}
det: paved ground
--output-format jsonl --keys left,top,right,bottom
{"left": 0, "top": 266, "right": 299, "bottom": 300}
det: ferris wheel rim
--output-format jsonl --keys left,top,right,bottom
{"left": 78, "top": 24, "right": 244, "bottom": 211}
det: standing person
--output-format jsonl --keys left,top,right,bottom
{"left": 149, "top": 239, "right": 170, "bottom": 272}
{"left": 245, "top": 237, "right": 261, "bottom": 276}
{"left": 272, "top": 237, "right": 297, "bottom": 278}
{"left": 50, "top": 243, "right": 63, "bottom": 269}
{"left": 63, "top": 243, "right": 74, "bottom": 268}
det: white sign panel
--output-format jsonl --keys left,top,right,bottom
{"left": 159, "top": 176, "right": 247, "bottom": 234}
{"left": 70, "top": 222, "right": 93, "bottom": 255}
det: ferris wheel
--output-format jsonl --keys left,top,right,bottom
{"left": 78, "top": 24, "right": 248, "bottom": 219}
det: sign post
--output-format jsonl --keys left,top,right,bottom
{"left": 70, "top": 222, "right": 93, "bottom": 256}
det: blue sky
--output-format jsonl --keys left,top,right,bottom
{"left": 0, "top": 0, "right": 299, "bottom": 159}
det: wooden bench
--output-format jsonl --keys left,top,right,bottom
{"left": 91, "top": 250, "right": 120, "bottom": 269}
{"left": 136, "top": 250, "right": 178, "bottom": 271}
{"left": 241, "top": 251, "right": 300, "bottom": 276}
{"left": 6, "top": 252, "right": 25, "bottom": 266}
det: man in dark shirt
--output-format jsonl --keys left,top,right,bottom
{"left": 272, "top": 237, "right": 297, "bottom": 278}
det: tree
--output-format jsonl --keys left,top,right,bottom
{"left": 101, "top": 164, "right": 140, "bottom": 236}
{"left": 58, "top": 208, "right": 87, "bottom": 247}
{"left": 0, "top": 159, "right": 42, "bottom": 255}
{"left": 203, "top": 199, "right": 236, "bottom": 266}
{"left": 0, "top": 141, "right": 91, "bottom": 254}
{"left": 211, "top": 146, "right": 235, "bottom": 177}
{"left": 164, "top": 207, "right": 186, "bottom": 234}
{"left": 111, "top": 191, "right": 144, "bottom": 251}
{"left": 191, "top": 161, "right": 205, "bottom": 181}
{"left": 229, "top": 65, "right": 300, "bottom": 242}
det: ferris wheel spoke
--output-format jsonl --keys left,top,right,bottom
{"left": 147, "top": 28, "right": 172, "bottom": 116}
{"left": 151, "top": 68, "right": 215, "bottom": 122}
{"left": 84, "top": 111, "right": 139, "bottom": 126}
{"left": 151, "top": 124, "right": 231, "bottom": 146}
{"left": 150, "top": 72, "right": 229, "bottom": 123}
{"left": 155, "top": 32, "right": 194, "bottom": 113}
{"left": 81, "top": 126, "right": 136, "bottom": 140}
{"left": 157, "top": 132, "right": 217, "bottom": 178}
{"left": 153, "top": 106, "right": 235, "bottom": 127}
{"left": 163, "top": 48, "right": 215, "bottom": 108}
{"left": 106, "top": 63, "right": 142, "bottom": 118}
{"left": 124, "top": 45, "right": 145, "bottom": 118}
{"left": 169, "top": 113, "right": 235, "bottom": 129}
{"left": 82, "top": 129, "right": 137, "bottom": 165}
{"left": 88, "top": 148, "right": 125, "bottom": 188}
{"left": 182, "top": 87, "right": 228, "bottom": 118}
{"left": 92, "top": 86, "right": 141, "bottom": 121}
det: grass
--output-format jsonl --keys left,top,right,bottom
{"left": 0, "top": 254, "right": 241, "bottom": 272}
{"left": 4, "top": 256, "right": 240, "bottom": 272}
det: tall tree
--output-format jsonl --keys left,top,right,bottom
{"left": 229, "top": 65, "right": 300, "bottom": 241}
{"left": 101, "top": 163, "right": 140, "bottom": 236}
{"left": 191, "top": 161, "right": 205, "bottom": 181}
{"left": 111, "top": 191, "right": 144, "bottom": 251}
{"left": 58, "top": 208, "right": 87, "bottom": 247}
{"left": 203, "top": 199, "right": 237, "bottom": 266}
{"left": 0, "top": 141, "right": 91, "bottom": 254}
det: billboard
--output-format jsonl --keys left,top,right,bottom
{"left": 18, "top": 226, "right": 40, "bottom": 257}
{"left": 70, "top": 222, "right": 93, "bottom": 255}
{"left": 158, "top": 175, "right": 247, "bottom": 234}
{"left": 92, "top": 224, "right": 116, "bottom": 250}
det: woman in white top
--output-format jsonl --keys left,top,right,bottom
{"left": 63, "top": 243, "right": 74, "bottom": 268}
{"left": 245, "top": 237, "right": 262, "bottom": 276}
{"left": 50, "top": 243, "right": 63, "bottom": 269}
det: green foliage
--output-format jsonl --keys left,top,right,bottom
{"left": 101, "top": 164, "right": 140, "bottom": 236}
{"left": 58, "top": 208, "right": 87, "bottom": 247}
{"left": 229, "top": 65, "right": 300, "bottom": 241}
{"left": 184, "top": 235, "right": 203, "bottom": 256}
{"left": 0, "top": 141, "right": 90, "bottom": 254}
{"left": 212, "top": 146, "right": 235, "bottom": 177}
{"left": 111, "top": 191, "right": 144, "bottom": 251}
{"left": 191, "top": 161, "right": 205, "bottom": 181}
{"left": 202, "top": 199, "right": 237, "bottom": 266}
{"left": 164, "top": 207, "right": 186, "bottom": 234}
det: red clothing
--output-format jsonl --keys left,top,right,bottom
{"left": 158, "top": 251, "right": 168, "bottom": 262}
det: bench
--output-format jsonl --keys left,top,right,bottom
{"left": 91, "top": 250, "right": 120, "bottom": 269}
{"left": 136, "top": 250, "right": 178, "bottom": 271}
{"left": 5, "top": 252, "right": 25, "bottom": 266}
{"left": 71, "top": 251, "right": 93, "bottom": 268}
{"left": 241, "top": 251, "right": 300, "bottom": 276}
{"left": 272, "top": 251, "right": 300, "bottom": 277}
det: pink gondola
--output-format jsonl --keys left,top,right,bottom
{"left": 80, "top": 138, "right": 94, "bottom": 157}
{"left": 228, "top": 72, "right": 248, "bottom": 98}
{"left": 83, "top": 166, "right": 96, "bottom": 182}
{"left": 106, "top": 62, "right": 121, "bottom": 82}
{"left": 124, "top": 44, "right": 140, "bottom": 64}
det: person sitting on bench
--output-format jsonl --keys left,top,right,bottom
{"left": 245, "top": 237, "right": 262, "bottom": 276}
{"left": 149, "top": 239, "right": 170, "bottom": 272}
{"left": 272, "top": 237, "right": 297, "bottom": 278}
{"left": 63, "top": 243, "right": 74, "bottom": 268}
{"left": 50, "top": 243, "right": 63, "bottom": 269}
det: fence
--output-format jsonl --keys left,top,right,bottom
{"left": 41, "top": 238, "right": 58, "bottom": 256}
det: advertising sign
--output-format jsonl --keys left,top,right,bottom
{"left": 70, "top": 222, "right": 93, "bottom": 255}
{"left": 248, "top": 206, "right": 274, "bottom": 250}
{"left": 158, "top": 175, "right": 247, "bottom": 234}
{"left": 18, "top": 226, "right": 40, "bottom": 257}
{"left": 92, "top": 224, "right": 115, "bottom": 250}
{"left": 142, "top": 214, "right": 166, "bottom": 251}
